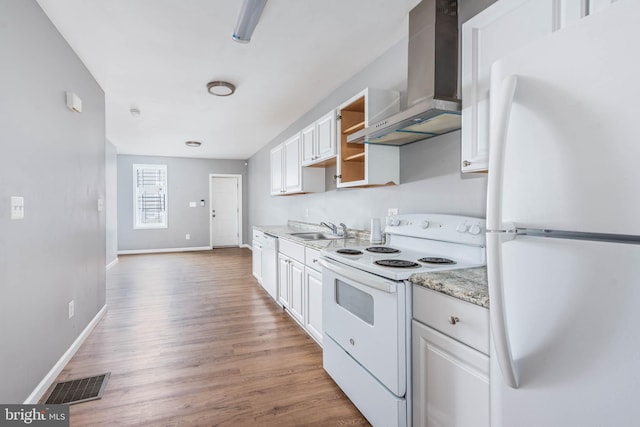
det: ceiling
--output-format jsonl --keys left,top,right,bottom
{"left": 36, "top": 0, "right": 420, "bottom": 160}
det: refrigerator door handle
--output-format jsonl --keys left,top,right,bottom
{"left": 487, "top": 73, "right": 518, "bottom": 232}
{"left": 487, "top": 232, "right": 519, "bottom": 388}
{"left": 487, "top": 73, "right": 520, "bottom": 388}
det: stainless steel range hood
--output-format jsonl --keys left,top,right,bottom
{"left": 348, "top": 0, "right": 460, "bottom": 146}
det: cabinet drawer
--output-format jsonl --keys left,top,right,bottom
{"left": 413, "top": 286, "right": 489, "bottom": 355}
{"left": 279, "top": 238, "right": 304, "bottom": 262}
{"left": 252, "top": 229, "right": 264, "bottom": 241}
{"left": 305, "top": 247, "right": 322, "bottom": 271}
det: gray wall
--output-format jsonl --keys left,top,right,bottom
{"left": 117, "top": 155, "right": 248, "bottom": 251}
{"left": 106, "top": 141, "right": 118, "bottom": 265}
{"left": 0, "top": 0, "right": 106, "bottom": 403}
{"left": 248, "top": 37, "right": 488, "bottom": 235}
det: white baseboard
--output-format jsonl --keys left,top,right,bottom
{"left": 106, "top": 258, "right": 119, "bottom": 271}
{"left": 241, "top": 243, "right": 252, "bottom": 250}
{"left": 118, "top": 246, "right": 211, "bottom": 255}
{"left": 24, "top": 304, "right": 108, "bottom": 404}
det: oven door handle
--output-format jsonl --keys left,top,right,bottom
{"left": 318, "top": 258, "right": 398, "bottom": 294}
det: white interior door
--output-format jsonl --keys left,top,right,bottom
{"left": 210, "top": 175, "right": 241, "bottom": 247}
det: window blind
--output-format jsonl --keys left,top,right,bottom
{"left": 133, "top": 164, "right": 167, "bottom": 229}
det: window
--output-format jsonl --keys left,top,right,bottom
{"left": 133, "top": 164, "right": 167, "bottom": 229}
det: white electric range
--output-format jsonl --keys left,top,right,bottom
{"left": 320, "top": 214, "right": 486, "bottom": 427}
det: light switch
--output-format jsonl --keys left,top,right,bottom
{"left": 11, "top": 196, "right": 24, "bottom": 220}
{"left": 189, "top": 201, "right": 197, "bottom": 208}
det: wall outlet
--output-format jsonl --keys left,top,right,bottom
{"left": 68, "top": 300, "right": 74, "bottom": 319}
{"left": 388, "top": 208, "right": 399, "bottom": 216}
{"left": 185, "top": 234, "right": 191, "bottom": 240}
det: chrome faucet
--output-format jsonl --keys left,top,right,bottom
{"left": 339, "top": 223, "right": 349, "bottom": 237}
{"left": 320, "top": 221, "right": 338, "bottom": 235}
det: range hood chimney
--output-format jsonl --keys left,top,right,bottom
{"left": 348, "top": 0, "right": 461, "bottom": 146}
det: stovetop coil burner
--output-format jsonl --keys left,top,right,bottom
{"left": 418, "top": 257, "right": 456, "bottom": 265}
{"left": 366, "top": 246, "right": 400, "bottom": 254}
{"left": 336, "top": 249, "right": 363, "bottom": 255}
{"left": 375, "top": 259, "right": 420, "bottom": 268}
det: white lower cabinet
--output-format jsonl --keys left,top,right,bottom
{"left": 412, "top": 286, "right": 490, "bottom": 427}
{"left": 278, "top": 239, "right": 322, "bottom": 345}
{"left": 412, "top": 321, "right": 489, "bottom": 427}
{"left": 288, "top": 259, "right": 305, "bottom": 324}
{"left": 278, "top": 240, "right": 323, "bottom": 346}
{"left": 304, "top": 260, "right": 323, "bottom": 345}
{"left": 278, "top": 253, "right": 303, "bottom": 313}
{"left": 277, "top": 254, "right": 290, "bottom": 308}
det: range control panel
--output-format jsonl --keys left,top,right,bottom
{"left": 385, "top": 214, "right": 486, "bottom": 246}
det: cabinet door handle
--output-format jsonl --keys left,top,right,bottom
{"left": 448, "top": 316, "right": 460, "bottom": 325}
{"left": 463, "top": 160, "right": 471, "bottom": 167}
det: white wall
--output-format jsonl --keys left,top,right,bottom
{"left": 0, "top": 0, "right": 106, "bottom": 402}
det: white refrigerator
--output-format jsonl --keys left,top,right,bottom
{"left": 486, "top": 1, "right": 640, "bottom": 426}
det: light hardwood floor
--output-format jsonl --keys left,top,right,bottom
{"left": 50, "top": 248, "right": 369, "bottom": 426}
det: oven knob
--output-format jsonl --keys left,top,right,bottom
{"left": 456, "top": 222, "right": 468, "bottom": 233}
{"left": 468, "top": 223, "right": 482, "bottom": 235}
{"left": 421, "top": 220, "right": 430, "bottom": 229}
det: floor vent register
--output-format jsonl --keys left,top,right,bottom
{"left": 44, "top": 373, "right": 110, "bottom": 405}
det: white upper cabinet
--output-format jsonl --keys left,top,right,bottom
{"left": 271, "top": 132, "right": 324, "bottom": 196}
{"left": 302, "top": 110, "right": 337, "bottom": 167}
{"left": 461, "top": 0, "right": 608, "bottom": 173}
{"left": 283, "top": 133, "right": 302, "bottom": 192}
{"left": 315, "top": 110, "right": 337, "bottom": 162}
{"left": 270, "top": 143, "right": 284, "bottom": 195}
{"left": 301, "top": 123, "right": 316, "bottom": 165}
{"left": 336, "top": 88, "right": 400, "bottom": 188}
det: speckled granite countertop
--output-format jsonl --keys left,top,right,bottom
{"left": 409, "top": 267, "right": 489, "bottom": 308}
{"left": 253, "top": 221, "right": 372, "bottom": 250}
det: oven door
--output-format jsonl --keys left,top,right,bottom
{"left": 320, "top": 257, "right": 406, "bottom": 396}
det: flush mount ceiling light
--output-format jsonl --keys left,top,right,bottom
{"left": 232, "top": 0, "right": 268, "bottom": 43}
{"left": 207, "top": 81, "right": 236, "bottom": 96}
{"left": 185, "top": 141, "right": 202, "bottom": 148}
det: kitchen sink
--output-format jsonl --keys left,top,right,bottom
{"left": 289, "top": 232, "right": 345, "bottom": 240}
